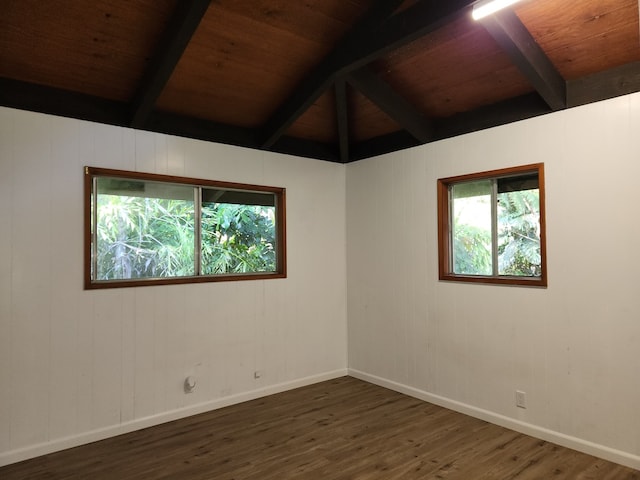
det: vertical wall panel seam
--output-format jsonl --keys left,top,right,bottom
{"left": 46, "top": 116, "right": 53, "bottom": 442}
{"left": 8, "top": 112, "right": 15, "bottom": 450}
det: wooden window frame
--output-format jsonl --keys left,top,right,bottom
{"left": 437, "top": 163, "right": 547, "bottom": 287}
{"left": 84, "top": 167, "right": 287, "bottom": 289}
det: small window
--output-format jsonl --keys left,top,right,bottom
{"left": 84, "top": 167, "right": 286, "bottom": 289}
{"left": 437, "top": 163, "right": 546, "bottom": 287}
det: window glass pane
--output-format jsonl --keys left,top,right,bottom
{"left": 451, "top": 180, "right": 492, "bottom": 275}
{"left": 497, "top": 186, "right": 541, "bottom": 277}
{"left": 201, "top": 188, "right": 277, "bottom": 275}
{"left": 95, "top": 177, "right": 195, "bottom": 280}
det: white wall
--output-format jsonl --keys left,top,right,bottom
{"left": 0, "top": 107, "right": 348, "bottom": 465}
{"left": 3, "top": 92, "right": 640, "bottom": 469}
{"left": 347, "top": 92, "right": 640, "bottom": 469}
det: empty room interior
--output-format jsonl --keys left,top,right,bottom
{"left": 1, "top": 0, "right": 640, "bottom": 478}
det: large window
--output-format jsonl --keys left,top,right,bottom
{"left": 437, "top": 163, "right": 546, "bottom": 287}
{"left": 84, "top": 167, "right": 286, "bottom": 289}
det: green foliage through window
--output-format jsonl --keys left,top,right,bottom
{"left": 201, "top": 202, "right": 276, "bottom": 275}
{"left": 497, "top": 189, "right": 541, "bottom": 276}
{"left": 86, "top": 168, "right": 285, "bottom": 288}
{"left": 438, "top": 164, "right": 546, "bottom": 287}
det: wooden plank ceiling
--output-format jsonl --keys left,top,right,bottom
{"left": 1, "top": 0, "right": 639, "bottom": 163}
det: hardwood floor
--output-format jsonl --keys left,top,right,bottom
{"left": 1, "top": 376, "right": 638, "bottom": 479}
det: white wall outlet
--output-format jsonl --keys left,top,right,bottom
{"left": 515, "top": 390, "right": 526, "bottom": 409}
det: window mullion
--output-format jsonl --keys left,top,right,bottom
{"left": 194, "top": 186, "right": 202, "bottom": 276}
{"left": 491, "top": 179, "right": 499, "bottom": 276}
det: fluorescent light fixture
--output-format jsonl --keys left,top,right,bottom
{"left": 472, "top": 0, "right": 523, "bottom": 20}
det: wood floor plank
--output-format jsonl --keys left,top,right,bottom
{"left": 1, "top": 377, "right": 638, "bottom": 479}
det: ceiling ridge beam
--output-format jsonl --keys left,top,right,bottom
{"left": 129, "top": 0, "right": 211, "bottom": 128}
{"left": 259, "top": 0, "right": 476, "bottom": 149}
{"left": 347, "top": 67, "right": 434, "bottom": 143}
{"left": 480, "top": 9, "right": 567, "bottom": 111}
{"left": 334, "top": 79, "right": 350, "bottom": 163}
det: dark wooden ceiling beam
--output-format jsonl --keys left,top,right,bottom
{"left": 259, "top": 0, "right": 476, "bottom": 149}
{"left": 6, "top": 56, "right": 640, "bottom": 165}
{"left": 361, "top": 0, "right": 477, "bottom": 63}
{"left": 434, "top": 92, "right": 551, "bottom": 140}
{"left": 271, "top": 136, "right": 340, "bottom": 163}
{"left": 351, "top": 131, "right": 420, "bottom": 161}
{"left": 567, "top": 61, "right": 640, "bottom": 108}
{"left": 351, "top": 93, "right": 552, "bottom": 161}
{"left": 145, "top": 111, "right": 258, "bottom": 148}
{"left": 0, "top": 76, "right": 341, "bottom": 161}
{"left": 143, "top": 112, "right": 341, "bottom": 162}
{"left": 0, "top": 77, "right": 129, "bottom": 126}
{"left": 480, "top": 9, "right": 566, "bottom": 111}
{"left": 258, "top": 0, "right": 406, "bottom": 149}
{"left": 129, "top": 0, "right": 211, "bottom": 128}
{"left": 347, "top": 67, "right": 433, "bottom": 143}
{"left": 334, "top": 80, "right": 350, "bottom": 163}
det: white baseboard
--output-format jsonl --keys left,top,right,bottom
{"left": 348, "top": 368, "right": 640, "bottom": 471}
{"left": 0, "top": 368, "right": 348, "bottom": 467}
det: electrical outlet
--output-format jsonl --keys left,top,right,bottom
{"left": 515, "top": 390, "right": 526, "bottom": 409}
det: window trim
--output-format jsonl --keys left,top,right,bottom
{"left": 84, "top": 167, "right": 287, "bottom": 289}
{"left": 437, "top": 163, "right": 547, "bottom": 287}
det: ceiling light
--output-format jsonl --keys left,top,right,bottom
{"left": 472, "top": 0, "right": 524, "bottom": 20}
